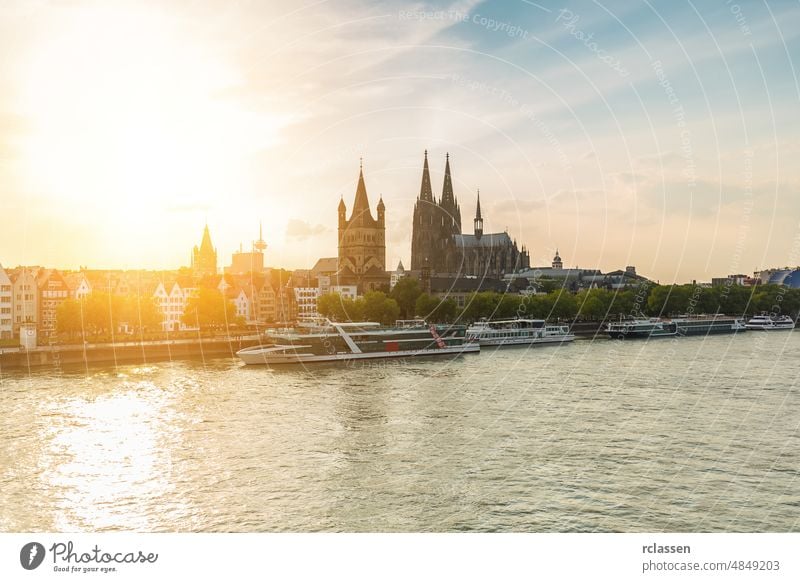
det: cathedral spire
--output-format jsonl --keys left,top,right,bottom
{"left": 441, "top": 152, "right": 455, "bottom": 204}
{"left": 419, "top": 150, "right": 433, "bottom": 202}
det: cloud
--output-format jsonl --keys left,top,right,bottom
{"left": 285, "top": 219, "right": 328, "bottom": 241}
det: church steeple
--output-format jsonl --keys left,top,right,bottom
{"left": 350, "top": 160, "right": 374, "bottom": 223}
{"left": 200, "top": 223, "right": 214, "bottom": 254}
{"left": 474, "top": 190, "right": 483, "bottom": 240}
{"left": 419, "top": 150, "right": 433, "bottom": 202}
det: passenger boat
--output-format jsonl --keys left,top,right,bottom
{"left": 606, "top": 318, "right": 677, "bottom": 339}
{"left": 236, "top": 319, "right": 480, "bottom": 365}
{"left": 465, "top": 318, "right": 575, "bottom": 347}
{"left": 673, "top": 315, "right": 748, "bottom": 336}
{"left": 745, "top": 314, "right": 795, "bottom": 330}
{"left": 608, "top": 315, "right": 748, "bottom": 339}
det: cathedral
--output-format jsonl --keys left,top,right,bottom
{"left": 337, "top": 162, "right": 388, "bottom": 292}
{"left": 410, "top": 151, "right": 530, "bottom": 279}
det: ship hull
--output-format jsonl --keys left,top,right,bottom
{"left": 237, "top": 343, "right": 480, "bottom": 365}
{"left": 476, "top": 335, "right": 575, "bottom": 347}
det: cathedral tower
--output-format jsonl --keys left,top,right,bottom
{"left": 410, "top": 150, "right": 441, "bottom": 272}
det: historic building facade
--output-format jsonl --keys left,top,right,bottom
{"left": 337, "top": 163, "right": 388, "bottom": 292}
{"left": 410, "top": 151, "right": 530, "bottom": 279}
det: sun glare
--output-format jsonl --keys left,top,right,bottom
{"left": 16, "top": 4, "right": 281, "bottom": 230}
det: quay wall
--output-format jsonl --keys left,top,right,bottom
{"left": 0, "top": 337, "right": 264, "bottom": 371}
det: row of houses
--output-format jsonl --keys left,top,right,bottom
{"left": 0, "top": 265, "right": 71, "bottom": 340}
{"left": 0, "top": 263, "right": 299, "bottom": 341}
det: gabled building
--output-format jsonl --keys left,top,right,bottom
{"left": 36, "top": 269, "right": 70, "bottom": 337}
{"left": 10, "top": 267, "right": 39, "bottom": 337}
{"left": 153, "top": 279, "right": 196, "bottom": 332}
{"left": 65, "top": 272, "right": 93, "bottom": 300}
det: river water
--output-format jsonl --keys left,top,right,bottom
{"left": 1, "top": 331, "right": 798, "bottom": 532}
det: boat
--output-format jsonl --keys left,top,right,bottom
{"left": 608, "top": 315, "right": 749, "bottom": 339}
{"left": 236, "top": 319, "right": 480, "bottom": 365}
{"left": 465, "top": 318, "right": 575, "bottom": 347}
{"left": 606, "top": 318, "right": 677, "bottom": 339}
{"left": 672, "top": 315, "right": 748, "bottom": 336}
{"left": 745, "top": 314, "right": 795, "bottom": 330}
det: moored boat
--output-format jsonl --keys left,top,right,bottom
{"left": 466, "top": 318, "right": 575, "bottom": 347}
{"left": 745, "top": 314, "right": 795, "bottom": 330}
{"left": 673, "top": 315, "right": 748, "bottom": 336}
{"left": 606, "top": 318, "right": 677, "bottom": 339}
{"left": 236, "top": 319, "right": 479, "bottom": 365}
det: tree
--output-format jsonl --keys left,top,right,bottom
{"left": 415, "top": 294, "right": 458, "bottom": 323}
{"left": 318, "top": 292, "right": 399, "bottom": 324}
{"left": 550, "top": 290, "right": 579, "bottom": 320}
{"left": 460, "top": 291, "right": 500, "bottom": 321}
{"left": 182, "top": 288, "right": 235, "bottom": 329}
{"left": 122, "top": 295, "right": 163, "bottom": 333}
{"left": 362, "top": 291, "right": 400, "bottom": 325}
{"left": 56, "top": 299, "right": 83, "bottom": 339}
{"left": 390, "top": 278, "right": 422, "bottom": 319}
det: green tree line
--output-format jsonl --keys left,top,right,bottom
{"left": 56, "top": 293, "right": 162, "bottom": 338}
{"left": 318, "top": 279, "right": 800, "bottom": 325}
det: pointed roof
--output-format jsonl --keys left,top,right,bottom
{"left": 377, "top": 195, "right": 385, "bottom": 211}
{"left": 397, "top": 260, "right": 405, "bottom": 272}
{"left": 475, "top": 189, "right": 482, "bottom": 220}
{"left": 199, "top": 223, "right": 214, "bottom": 253}
{"left": 441, "top": 152, "right": 455, "bottom": 205}
{"left": 419, "top": 150, "right": 433, "bottom": 202}
{"left": 349, "top": 162, "right": 375, "bottom": 222}
{"left": 338, "top": 195, "right": 346, "bottom": 212}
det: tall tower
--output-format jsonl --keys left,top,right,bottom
{"left": 192, "top": 223, "right": 218, "bottom": 277}
{"left": 337, "top": 160, "right": 387, "bottom": 292}
{"left": 439, "top": 152, "right": 461, "bottom": 236}
{"left": 411, "top": 150, "right": 440, "bottom": 271}
{"left": 474, "top": 190, "right": 483, "bottom": 240}
{"left": 254, "top": 221, "right": 267, "bottom": 252}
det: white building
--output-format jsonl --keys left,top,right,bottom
{"left": 231, "top": 287, "right": 251, "bottom": 322}
{"left": 294, "top": 287, "right": 320, "bottom": 321}
{"left": 153, "top": 280, "right": 197, "bottom": 332}
{"left": 330, "top": 285, "right": 358, "bottom": 300}
{"left": 65, "top": 272, "right": 93, "bottom": 300}
{"left": 0, "top": 264, "right": 12, "bottom": 339}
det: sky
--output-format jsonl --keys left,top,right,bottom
{"left": 0, "top": 0, "right": 799, "bottom": 283}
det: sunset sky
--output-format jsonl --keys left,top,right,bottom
{"left": 1, "top": 0, "right": 799, "bottom": 282}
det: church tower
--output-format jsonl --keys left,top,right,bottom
{"left": 337, "top": 160, "right": 387, "bottom": 292}
{"left": 410, "top": 150, "right": 440, "bottom": 272}
{"left": 192, "top": 223, "right": 218, "bottom": 277}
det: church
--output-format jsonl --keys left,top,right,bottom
{"left": 336, "top": 162, "right": 389, "bottom": 292}
{"left": 410, "top": 151, "right": 530, "bottom": 279}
